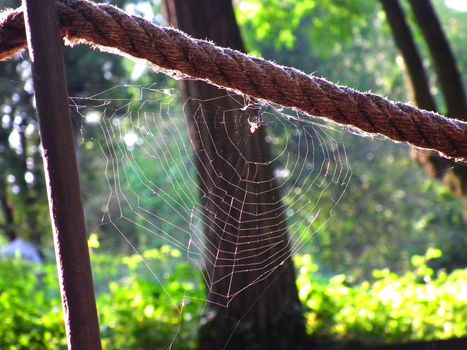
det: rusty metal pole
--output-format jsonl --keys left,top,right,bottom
{"left": 22, "top": 1, "right": 102, "bottom": 349}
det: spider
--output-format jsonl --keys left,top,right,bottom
{"left": 248, "top": 116, "right": 265, "bottom": 134}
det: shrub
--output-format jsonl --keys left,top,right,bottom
{"left": 0, "top": 259, "right": 65, "bottom": 350}
{"left": 296, "top": 248, "right": 467, "bottom": 345}
{"left": 0, "top": 247, "right": 465, "bottom": 348}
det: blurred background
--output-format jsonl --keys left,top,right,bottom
{"left": 0, "top": 0, "right": 466, "bottom": 349}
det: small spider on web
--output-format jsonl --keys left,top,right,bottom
{"left": 248, "top": 115, "right": 265, "bottom": 133}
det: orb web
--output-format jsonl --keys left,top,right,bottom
{"left": 71, "top": 82, "right": 352, "bottom": 338}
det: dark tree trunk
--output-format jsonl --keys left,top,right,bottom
{"left": 380, "top": 0, "right": 437, "bottom": 112}
{"left": 162, "top": 1, "right": 307, "bottom": 349}
{"left": 383, "top": 0, "right": 467, "bottom": 200}
{"left": 408, "top": 0, "right": 467, "bottom": 199}
{"left": 0, "top": 119, "right": 16, "bottom": 241}
{"left": 0, "top": 178, "right": 16, "bottom": 241}
{"left": 408, "top": 0, "right": 467, "bottom": 119}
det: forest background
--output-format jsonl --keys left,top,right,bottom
{"left": 0, "top": 0, "right": 466, "bottom": 349}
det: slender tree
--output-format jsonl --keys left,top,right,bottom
{"left": 383, "top": 0, "right": 467, "bottom": 199}
{"left": 162, "top": 1, "right": 307, "bottom": 349}
{"left": 0, "top": 174, "right": 16, "bottom": 241}
{"left": 380, "top": 0, "right": 437, "bottom": 112}
{"left": 408, "top": 0, "right": 467, "bottom": 119}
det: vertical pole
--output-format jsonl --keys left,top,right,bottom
{"left": 22, "top": 1, "right": 102, "bottom": 349}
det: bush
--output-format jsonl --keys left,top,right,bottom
{"left": 296, "top": 248, "right": 467, "bottom": 345}
{"left": 0, "top": 259, "right": 65, "bottom": 350}
{"left": 96, "top": 246, "right": 204, "bottom": 349}
{"left": 0, "top": 247, "right": 465, "bottom": 349}
{"left": 0, "top": 245, "right": 204, "bottom": 350}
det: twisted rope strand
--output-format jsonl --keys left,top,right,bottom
{"left": 1, "top": 0, "right": 466, "bottom": 163}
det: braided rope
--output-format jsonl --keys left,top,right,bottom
{"left": 1, "top": 0, "right": 466, "bottom": 163}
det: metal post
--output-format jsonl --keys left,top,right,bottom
{"left": 22, "top": 1, "right": 102, "bottom": 349}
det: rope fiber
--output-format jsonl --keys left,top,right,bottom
{"left": 1, "top": 0, "right": 466, "bottom": 163}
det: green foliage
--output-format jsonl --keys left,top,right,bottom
{"left": 296, "top": 135, "right": 467, "bottom": 280}
{"left": 0, "top": 259, "right": 65, "bottom": 350}
{"left": 236, "top": 0, "right": 371, "bottom": 55}
{"left": 296, "top": 248, "right": 467, "bottom": 345}
{"left": 96, "top": 246, "right": 204, "bottom": 350}
{"left": 236, "top": 0, "right": 403, "bottom": 97}
{"left": 0, "top": 244, "right": 204, "bottom": 350}
{"left": 1, "top": 246, "right": 465, "bottom": 348}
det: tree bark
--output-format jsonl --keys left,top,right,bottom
{"left": 383, "top": 0, "right": 467, "bottom": 200}
{"left": 0, "top": 177, "right": 16, "bottom": 241}
{"left": 380, "top": 0, "right": 437, "bottom": 112}
{"left": 408, "top": 0, "right": 467, "bottom": 119}
{"left": 162, "top": 1, "right": 307, "bottom": 349}
{"left": 407, "top": 0, "right": 467, "bottom": 199}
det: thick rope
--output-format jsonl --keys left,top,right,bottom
{"left": 1, "top": 0, "right": 467, "bottom": 163}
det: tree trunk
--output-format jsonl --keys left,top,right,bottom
{"left": 408, "top": 0, "right": 467, "bottom": 199}
{"left": 0, "top": 177, "right": 16, "bottom": 241}
{"left": 162, "top": 1, "right": 307, "bottom": 349}
{"left": 383, "top": 0, "right": 467, "bottom": 200}
{"left": 408, "top": 0, "right": 467, "bottom": 119}
{"left": 380, "top": 0, "right": 437, "bottom": 112}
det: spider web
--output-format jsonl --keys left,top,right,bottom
{"left": 71, "top": 83, "right": 352, "bottom": 346}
